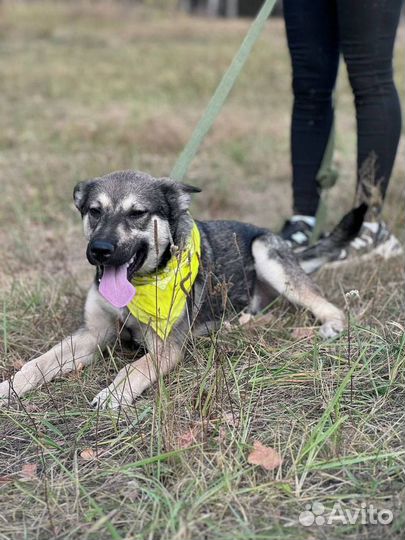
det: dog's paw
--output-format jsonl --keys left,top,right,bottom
{"left": 0, "top": 380, "right": 10, "bottom": 395}
{"left": 0, "top": 382, "right": 17, "bottom": 408}
{"left": 0, "top": 380, "right": 11, "bottom": 406}
{"left": 91, "top": 387, "right": 134, "bottom": 410}
{"left": 319, "top": 318, "right": 345, "bottom": 339}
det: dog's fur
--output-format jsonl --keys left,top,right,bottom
{"left": 0, "top": 170, "right": 366, "bottom": 409}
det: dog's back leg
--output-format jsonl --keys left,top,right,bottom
{"left": 251, "top": 234, "right": 345, "bottom": 338}
{"left": 0, "top": 285, "right": 116, "bottom": 403}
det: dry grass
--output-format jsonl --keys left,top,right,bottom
{"left": 0, "top": 2, "right": 405, "bottom": 539}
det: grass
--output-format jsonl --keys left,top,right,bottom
{"left": 0, "top": 1, "right": 405, "bottom": 539}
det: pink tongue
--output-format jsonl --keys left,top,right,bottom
{"left": 99, "top": 265, "right": 136, "bottom": 308}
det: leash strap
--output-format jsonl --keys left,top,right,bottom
{"left": 170, "top": 0, "right": 277, "bottom": 182}
{"left": 310, "top": 97, "right": 340, "bottom": 244}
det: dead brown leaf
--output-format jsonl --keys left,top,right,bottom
{"left": 247, "top": 441, "right": 282, "bottom": 471}
{"left": 291, "top": 327, "right": 316, "bottom": 340}
{"left": 66, "top": 362, "right": 85, "bottom": 380}
{"left": 25, "top": 403, "right": 41, "bottom": 413}
{"left": 222, "top": 412, "right": 240, "bottom": 428}
{"left": 12, "top": 358, "right": 25, "bottom": 370}
{"left": 20, "top": 463, "right": 38, "bottom": 480}
{"left": 80, "top": 448, "right": 97, "bottom": 461}
{"left": 238, "top": 312, "right": 254, "bottom": 326}
{"left": 218, "top": 426, "right": 227, "bottom": 444}
{"left": 126, "top": 480, "right": 141, "bottom": 502}
{"left": 0, "top": 475, "right": 15, "bottom": 485}
{"left": 237, "top": 311, "right": 275, "bottom": 330}
{"left": 176, "top": 426, "right": 199, "bottom": 449}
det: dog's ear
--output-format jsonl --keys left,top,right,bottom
{"left": 177, "top": 182, "right": 202, "bottom": 211}
{"left": 160, "top": 178, "right": 201, "bottom": 212}
{"left": 73, "top": 180, "right": 92, "bottom": 214}
{"left": 178, "top": 182, "right": 201, "bottom": 194}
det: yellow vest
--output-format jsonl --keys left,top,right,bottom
{"left": 127, "top": 222, "right": 201, "bottom": 340}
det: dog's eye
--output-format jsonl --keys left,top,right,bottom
{"left": 89, "top": 207, "right": 102, "bottom": 219}
{"left": 128, "top": 209, "right": 148, "bottom": 219}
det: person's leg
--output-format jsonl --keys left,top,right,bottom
{"left": 322, "top": 0, "right": 404, "bottom": 265}
{"left": 283, "top": 0, "right": 340, "bottom": 218}
{"left": 337, "top": 0, "right": 403, "bottom": 204}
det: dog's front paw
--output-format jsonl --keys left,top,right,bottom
{"left": 319, "top": 318, "right": 345, "bottom": 339}
{"left": 91, "top": 387, "right": 135, "bottom": 410}
{"left": 0, "top": 380, "right": 12, "bottom": 406}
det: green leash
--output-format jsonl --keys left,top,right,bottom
{"left": 309, "top": 89, "right": 340, "bottom": 244}
{"left": 170, "top": 0, "right": 277, "bottom": 182}
{"left": 309, "top": 117, "right": 339, "bottom": 244}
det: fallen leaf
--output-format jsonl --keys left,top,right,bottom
{"left": 0, "top": 475, "right": 15, "bottom": 485}
{"left": 247, "top": 441, "right": 282, "bottom": 471}
{"left": 66, "top": 362, "right": 85, "bottom": 380}
{"left": 222, "top": 412, "right": 240, "bottom": 427}
{"left": 238, "top": 313, "right": 254, "bottom": 326}
{"left": 12, "top": 358, "right": 25, "bottom": 370}
{"left": 176, "top": 426, "right": 198, "bottom": 449}
{"left": 241, "top": 312, "right": 275, "bottom": 329}
{"left": 20, "top": 463, "right": 38, "bottom": 480}
{"left": 80, "top": 448, "right": 96, "bottom": 460}
{"left": 291, "top": 327, "right": 316, "bottom": 340}
{"left": 126, "top": 480, "right": 141, "bottom": 502}
{"left": 218, "top": 426, "right": 229, "bottom": 444}
{"left": 223, "top": 321, "right": 233, "bottom": 331}
{"left": 25, "top": 403, "right": 40, "bottom": 413}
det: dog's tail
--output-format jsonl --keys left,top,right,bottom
{"left": 297, "top": 203, "right": 368, "bottom": 273}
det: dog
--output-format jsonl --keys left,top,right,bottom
{"left": 0, "top": 170, "right": 366, "bottom": 409}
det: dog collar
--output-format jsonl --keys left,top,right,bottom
{"left": 127, "top": 221, "right": 201, "bottom": 340}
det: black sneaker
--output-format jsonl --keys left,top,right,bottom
{"left": 324, "top": 221, "right": 403, "bottom": 268}
{"left": 280, "top": 215, "right": 316, "bottom": 249}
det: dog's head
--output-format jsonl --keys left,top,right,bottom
{"left": 73, "top": 170, "right": 200, "bottom": 278}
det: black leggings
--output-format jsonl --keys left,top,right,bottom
{"left": 283, "top": 0, "right": 403, "bottom": 216}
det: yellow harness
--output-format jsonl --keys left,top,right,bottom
{"left": 127, "top": 222, "right": 201, "bottom": 340}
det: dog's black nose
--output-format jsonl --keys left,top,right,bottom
{"left": 89, "top": 240, "right": 115, "bottom": 263}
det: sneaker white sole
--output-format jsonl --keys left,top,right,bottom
{"left": 323, "top": 235, "right": 404, "bottom": 269}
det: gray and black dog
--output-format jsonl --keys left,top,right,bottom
{"left": 0, "top": 170, "right": 366, "bottom": 409}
